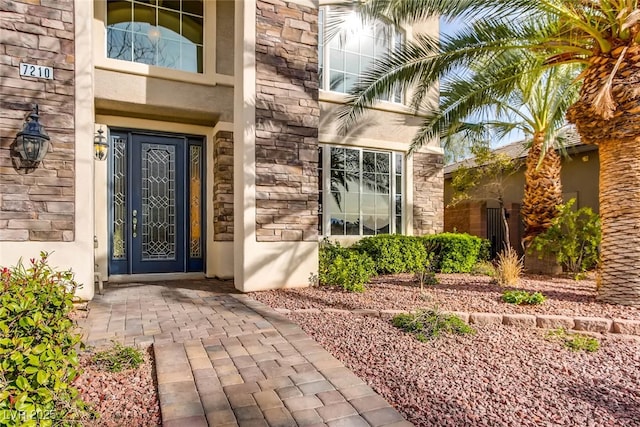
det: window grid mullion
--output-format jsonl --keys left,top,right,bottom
{"left": 323, "top": 9, "right": 327, "bottom": 91}
{"left": 130, "top": 3, "right": 134, "bottom": 63}
{"left": 155, "top": 7, "right": 159, "bottom": 66}
{"left": 323, "top": 147, "right": 330, "bottom": 236}
{"left": 401, "top": 155, "right": 405, "bottom": 233}
{"left": 390, "top": 153, "right": 396, "bottom": 234}
{"left": 359, "top": 148, "right": 364, "bottom": 235}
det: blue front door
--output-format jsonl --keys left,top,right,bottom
{"left": 108, "top": 130, "right": 204, "bottom": 275}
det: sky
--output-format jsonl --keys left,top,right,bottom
{"left": 438, "top": 18, "right": 525, "bottom": 149}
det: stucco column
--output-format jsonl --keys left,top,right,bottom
{"left": 233, "top": 0, "right": 319, "bottom": 292}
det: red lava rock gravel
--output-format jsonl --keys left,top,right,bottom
{"left": 250, "top": 273, "right": 640, "bottom": 320}
{"left": 289, "top": 312, "right": 640, "bottom": 427}
{"left": 75, "top": 346, "right": 161, "bottom": 427}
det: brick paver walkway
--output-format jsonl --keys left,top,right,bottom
{"left": 77, "top": 280, "right": 413, "bottom": 427}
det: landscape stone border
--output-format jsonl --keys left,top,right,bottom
{"left": 275, "top": 308, "right": 640, "bottom": 337}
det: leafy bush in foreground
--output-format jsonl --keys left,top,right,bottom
{"left": 319, "top": 240, "right": 376, "bottom": 292}
{"left": 392, "top": 309, "right": 475, "bottom": 341}
{"left": 0, "top": 253, "right": 93, "bottom": 426}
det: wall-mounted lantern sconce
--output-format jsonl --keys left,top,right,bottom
{"left": 15, "top": 104, "right": 50, "bottom": 165}
{"left": 94, "top": 127, "right": 108, "bottom": 161}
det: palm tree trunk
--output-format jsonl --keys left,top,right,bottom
{"left": 521, "top": 132, "right": 563, "bottom": 246}
{"left": 567, "top": 47, "right": 640, "bottom": 306}
{"left": 595, "top": 138, "right": 640, "bottom": 306}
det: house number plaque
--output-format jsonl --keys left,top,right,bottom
{"left": 19, "top": 63, "right": 54, "bottom": 80}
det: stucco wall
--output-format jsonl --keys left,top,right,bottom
{"left": 94, "top": 69, "right": 234, "bottom": 125}
{"left": 216, "top": 0, "right": 235, "bottom": 76}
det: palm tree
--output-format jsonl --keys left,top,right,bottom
{"left": 439, "top": 64, "right": 581, "bottom": 245}
{"left": 337, "top": 0, "right": 640, "bottom": 307}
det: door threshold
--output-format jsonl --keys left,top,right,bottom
{"left": 107, "top": 272, "right": 205, "bottom": 283}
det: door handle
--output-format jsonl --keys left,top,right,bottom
{"left": 132, "top": 209, "right": 138, "bottom": 238}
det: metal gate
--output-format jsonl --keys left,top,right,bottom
{"left": 486, "top": 208, "right": 505, "bottom": 259}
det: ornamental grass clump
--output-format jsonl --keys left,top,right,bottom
{"left": 92, "top": 342, "right": 144, "bottom": 373}
{"left": 495, "top": 246, "right": 524, "bottom": 287}
{"left": 0, "top": 253, "right": 94, "bottom": 426}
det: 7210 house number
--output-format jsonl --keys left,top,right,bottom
{"left": 19, "top": 63, "right": 54, "bottom": 80}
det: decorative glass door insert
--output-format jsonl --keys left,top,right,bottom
{"left": 109, "top": 130, "right": 204, "bottom": 274}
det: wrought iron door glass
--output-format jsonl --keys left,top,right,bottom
{"left": 141, "top": 143, "right": 176, "bottom": 261}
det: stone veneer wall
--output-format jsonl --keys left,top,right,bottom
{"left": 254, "top": 0, "right": 319, "bottom": 242}
{"left": 444, "top": 201, "right": 486, "bottom": 237}
{"left": 0, "top": 0, "right": 75, "bottom": 242}
{"left": 214, "top": 131, "right": 234, "bottom": 241}
{"left": 413, "top": 152, "right": 444, "bottom": 235}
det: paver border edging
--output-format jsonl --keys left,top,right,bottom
{"left": 273, "top": 307, "right": 640, "bottom": 337}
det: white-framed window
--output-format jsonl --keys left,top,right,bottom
{"left": 318, "top": 6, "right": 404, "bottom": 102}
{"left": 106, "top": 0, "right": 204, "bottom": 73}
{"left": 319, "top": 146, "right": 404, "bottom": 236}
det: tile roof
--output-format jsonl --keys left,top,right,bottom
{"left": 444, "top": 126, "right": 589, "bottom": 175}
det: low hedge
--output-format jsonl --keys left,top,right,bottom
{"left": 422, "top": 233, "right": 490, "bottom": 273}
{"left": 351, "top": 235, "right": 428, "bottom": 274}
{"left": 318, "top": 233, "right": 489, "bottom": 291}
{"left": 352, "top": 233, "right": 489, "bottom": 274}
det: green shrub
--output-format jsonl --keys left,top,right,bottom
{"left": 530, "top": 199, "right": 601, "bottom": 274}
{"left": 318, "top": 239, "right": 351, "bottom": 283}
{"left": 392, "top": 309, "right": 475, "bottom": 341}
{"left": 501, "top": 290, "right": 546, "bottom": 305}
{"left": 421, "top": 233, "right": 490, "bottom": 273}
{"left": 319, "top": 240, "right": 376, "bottom": 292}
{"left": 546, "top": 329, "right": 600, "bottom": 352}
{"left": 352, "top": 235, "right": 428, "bottom": 274}
{"left": 92, "top": 342, "right": 144, "bottom": 373}
{"left": 0, "top": 253, "right": 93, "bottom": 426}
{"left": 471, "top": 260, "right": 496, "bottom": 277}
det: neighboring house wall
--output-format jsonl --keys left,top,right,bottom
{"left": 445, "top": 201, "right": 486, "bottom": 238}
{"left": 558, "top": 150, "right": 599, "bottom": 213}
{"left": 444, "top": 145, "right": 599, "bottom": 251}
